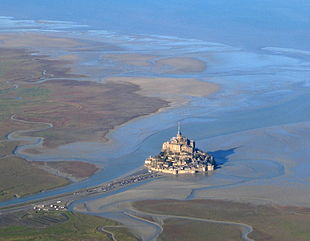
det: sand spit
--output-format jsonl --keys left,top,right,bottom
{"left": 102, "top": 54, "right": 207, "bottom": 74}
{"left": 103, "top": 53, "right": 157, "bottom": 67}
{"left": 105, "top": 76, "right": 219, "bottom": 106}
{"left": 0, "top": 33, "right": 81, "bottom": 48}
{"left": 155, "top": 57, "right": 207, "bottom": 74}
{"left": 0, "top": 32, "right": 120, "bottom": 50}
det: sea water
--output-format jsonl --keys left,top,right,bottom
{"left": 0, "top": 1, "right": 309, "bottom": 206}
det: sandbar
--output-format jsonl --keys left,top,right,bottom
{"left": 105, "top": 76, "right": 219, "bottom": 106}
{"left": 156, "top": 57, "right": 207, "bottom": 74}
{"left": 102, "top": 53, "right": 157, "bottom": 66}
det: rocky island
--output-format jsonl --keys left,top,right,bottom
{"left": 145, "top": 125, "right": 215, "bottom": 174}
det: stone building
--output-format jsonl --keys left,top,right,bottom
{"left": 145, "top": 124, "right": 215, "bottom": 174}
{"left": 162, "top": 128, "right": 195, "bottom": 154}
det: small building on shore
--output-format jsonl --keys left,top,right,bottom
{"left": 144, "top": 125, "right": 215, "bottom": 174}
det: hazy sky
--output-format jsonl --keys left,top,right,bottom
{"left": 1, "top": 0, "right": 309, "bottom": 50}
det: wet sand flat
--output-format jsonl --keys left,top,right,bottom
{"left": 0, "top": 33, "right": 82, "bottom": 48}
{"left": 1, "top": 18, "right": 310, "bottom": 234}
{"left": 0, "top": 7, "right": 308, "bottom": 241}
{"left": 102, "top": 54, "right": 207, "bottom": 73}
{"left": 0, "top": 31, "right": 222, "bottom": 203}
{"left": 0, "top": 32, "right": 120, "bottom": 51}
{"left": 105, "top": 76, "right": 219, "bottom": 106}
{"left": 0, "top": 33, "right": 170, "bottom": 202}
{"left": 102, "top": 53, "right": 158, "bottom": 67}
{"left": 0, "top": 36, "right": 170, "bottom": 148}
{"left": 191, "top": 121, "right": 310, "bottom": 206}
{"left": 155, "top": 57, "right": 207, "bottom": 74}
{"left": 133, "top": 199, "right": 310, "bottom": 241}
{"left": 75, "top": 121, "right": 310, "bottom": 240}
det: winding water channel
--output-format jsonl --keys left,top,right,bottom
{"left": 125, "top": 210, "right": 255, "bottom": 241}
{"left": 1, "top": 19, "right": 310, "bottom": 240}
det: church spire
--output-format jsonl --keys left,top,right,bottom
{"left": 177, "top": 122, "right": 182, "bottom": 136}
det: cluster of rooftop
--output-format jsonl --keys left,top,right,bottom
{"left": 33, "top": 201, "right": 66, "bottom": 212}
{"left": 145, "top": 124, "right": 215, "bottom": 174}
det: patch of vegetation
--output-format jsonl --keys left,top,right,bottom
{"left": 158, "top": 218, "right": 241, "bottom": 241}
{"left": 0, "top": 211, "right": 138, "bottom": 241}
{"left": 27, "top": 128, "right": 79, "bottom": 148}
{"left": 0, "top": 47, "right": 167, "bottom": 148}
{"left": 17, "top": 87, "right": 49, "bottom": 98}
{"left": 0, "top": 156, "right": 69, "bottom": 202}
{"left": 21, "top": 211, "right": 69, "bottom": 227}
{"left": 0, "top": 98, "right": 20, "bottom": 121}
{"left": 0, "top": 86, "right": 49, "bottom": 122}
{"left": 0, "top": 141, "right": 19, "bottom": 156}
{"left": 134, "top": 199, "right": 310, "bottom": 241}
{"left": 0, "top": 60, "right": 17, "bottom": 78}
{"left": 105, "top": 227, "right": 139, "bottom": 241}
{"left": 0, "top": 88, "right": 14, "bottom": 95}
{"left": 34, "top": 161, "right": 99, "bottom": 179}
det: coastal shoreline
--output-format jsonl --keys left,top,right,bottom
{"left": 0, "top": 31, "right": 221, "bottom": 204}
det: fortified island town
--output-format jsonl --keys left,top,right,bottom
{"left": 145, "top": 125, "right": 216, "bottom": 174}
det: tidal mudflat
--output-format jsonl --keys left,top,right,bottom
{"left": 67, "top": 28, "right": 310, "bottom": 241}
{"left": 133, "top": 199, "right": 310, "bottom": 241}
{"left": 0, "top": 14, "right": 310, "bottom": 240}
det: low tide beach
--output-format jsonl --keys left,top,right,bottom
{"left": 0, "top": 11, "right": 309, "bottom": 240}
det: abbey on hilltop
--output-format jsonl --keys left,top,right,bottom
{"left": 145, "top": 124, "right": 216, "bottom": 175}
